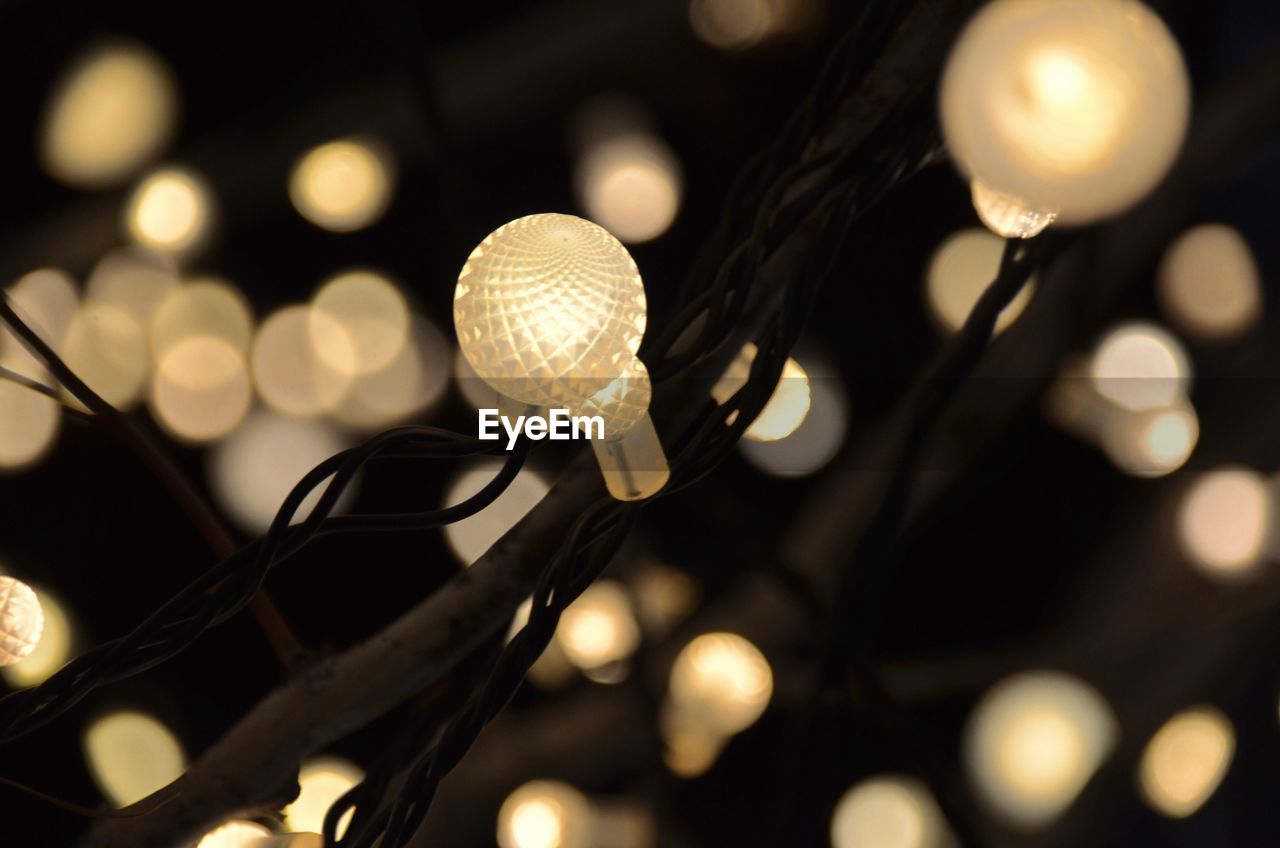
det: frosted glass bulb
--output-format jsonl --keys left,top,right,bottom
{"left": 0, "top": 576, "right": 44, "bottom": 666}
{"left": 455, "top": 213, "right": 668, "bottom": 500}
{"left": 940, "top": 0, "right": 1190, "bottom": 223}
{"left": 454, "top": 213, "right": 646, "bottom": 407}
{"left": 970, "top": 180, "right": 1056, "bottom": 239}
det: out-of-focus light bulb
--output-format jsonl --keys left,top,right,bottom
{"left": 668, "top": 632, "right": 772, "bottom": 737}
{"left": 1138, "top": 706, "right": 1234, "bottom": 819}
{"left": 289, "top": 138, "right": 394, "bottom": 233}
{"left": 454, "top": 213, "right": 668, "bottom": 500}
{"left": 41, "top": 43, "right": 177, "bottom": 188}
{"left": 576, "top": 133, "right": 681, "bottom": 244}
{"left": 1090, "top": 322, "right": 1190, "bottom": 413}
{"left": 309, "top": 270, "right": 410, "bottom": 376}
{"left": 0, "top": 351, "right": 61, "bottom": 471}
{"left": 497, "top": 780, "right": 591, "bottom": 848}
{"left": 940, "top": 0, "right": 1190, "bottom": 223}
{"left": 1177, "top": 467, "right": 1271, "bottom": 579}
{"left": 925, "top": 229, "right": 1035, "bottom": 336}
{"left": 283, "top": 756, "right": 363, "bottom": 840}
{"left": 831, "top": 776, "right": 953, "bottom": 848}
{"left": 1099, "top": 401, "right": 1199, "bottom": 479}
{"left": 749, "top": 355, "right": 810, "bottom": 442}
{"left": 209, "top": 410, "right": 349, "bottom": 534}
{"left": 150, "top": 277, "right": 254, "bottom": 360}
{"left": 150, "top": 336, "right": 252, "bottom": 443}
{"left": 83, "top": 710, "right": 186, "bottom": 807}
{"left": 0, "top": 576, "right": 44, "bottom": 667}
{"left": 333, "top": 315, "right": 450, "bottom": 432}
{"left": 442, "top": 460, "right": 549, "bottom": 566}
{"left": 126, "top": 167, "right": 214, "bottom": 255}
{"left": 1158, "top": 224, "right": 1262, "bottom": 342}
{"left": 556, "top": 580, "right": 641, "bottom": 672}
{"left": 964, "top": 671, "right": 1117, "bottom": 830}
{"left": 739, "top": 366, "right": 848, "bottom": 477}
{"left": 62, "top": 303, "right": 148, "bottom": 410}
{"left": 196, "top": 820, "right": 273, "bottom": 848}
{"left": 970, "top": 180, "right": 1056, "bottom": 240}
{"left": 1, "top": 584, "right": 70, "bottom": 687}
{"left": 86, "top": 248, "right": 180, "bottom": 334}
{"left": 251, "top": 305, "right": 354, "bottom": 417}
{"left": 1, "top": 269, "right": 79, "bottom": 377}
{"left": 688, "top": 0, "right": 818, "bottom": 51}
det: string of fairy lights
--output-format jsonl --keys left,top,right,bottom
{"left": 0, "top": 0, "right": 1277, "bottom": 846}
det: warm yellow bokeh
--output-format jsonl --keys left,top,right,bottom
{"left": 151, "top": 278, "right": 254, "bottom": 360}
{"left": 251, "top": 305, "right": 354, "bottom": 417}
{"left": 1090, "top": 322, "right": 1190, "bottom": 413}
{"left": 964, "top": 671, "right": 1116, "bottom": 829}
{"left": 126, "top": 167, "right": 214, "bottom": 255}
{"left": 1099, "top": 402, "right": 1199, "bottom": 479}
{"left": 86, "top": 248, "right": 180, "bottom": 333}
{"left": 62, "top": 303, "right": 149, "bottom": 410}
{"left": 1139, "top": 706, "right": 1234, "bottom": 818}
{"left": 925, "top": 229, "right": 1035, "bottom": 336}
{"left": 289, "top": 139, "right": 394, "bottom": 232}
{"left": 1177, "top": 467, "right": 1272, "bottom": 578}
{"left": 1158, "top": 224, "right": 1262, "bottom": 342}
{"left": 497, "top": 780, "right": 591, "bottom": 848}
{"left": 442, "top": 461, "right": 549, "bottom": 566}
{"left": 688, "top": 0, "right": 816, "bottom": 51}
{"left": 150, "top": 337, "right": 252, "bottom": 443}
{"left": 668, "top": 632, "right": 772, "bottom": 737}
{"left": 283, "top": 756, "right": 363, "bottom": 840}
{"left": 556, "top": 580, "right": 641, "bottom": 672}
{"left": 309, "top": 270, "right": 409, "bottom": 376}
{"left": 739, "top": 365, "right": 848, "bottom": 477}
{"left": 0, "top": 353, "right": 61, "bottom": 471}
{"left": 831, "top": 776, "right": 952, "bottom": 848}
{"left": 332, "top": 315, "right": 450, "bottom": 432}
{"left": 1, "top": 269, "right": 79, "bottom": 377}
{"left": 41, "top": 43, "right": 177, "bottom": 187}
{"left": 577, "top": 134, "right": 681, "bottom": 244}
{"left": 208, "top": 410, "right": 349, "bottom": 534}
{"left": 83, "top": 710, "right": 186, "bottom": 807}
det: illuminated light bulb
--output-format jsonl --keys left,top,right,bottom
{"left": 83, "top": 710, "right": 186, "bottom": 807}
{"left": 1, "top": 269, "right": 79, "bottom": 377}
{"left": 739, "top": 366, "right": 848, "bottom": 477}
{"left": 747, "top": 354, "right": 811, "bottom": 442}
{"left": 283, "top": 756, "right": 363, "bottom": 840}
{"left": 939, "top": 0, "right": 1190, "bottom": 223}
{"left": 831, "top": 776, "right": 953, "bottom": 848}
{"left": 1090, "top": 322, "right": 1190, "bottom": 413}
{"left": 209, "top": 410, "right": 350, "bottom": 534}
{"left": 668, "top": 632, "right": 772, "bottom": 737}
{"left": 309, "top": 270, "right": 410, "bottom": 376}
{"left": 289, "top": 138, "right": 394, "bottom": 233}
{"left": 150, "top": 336, "right": 252, "bottom": 443}
{"left": 196, "top": 820, "right": 273, "bottom": 848}
{"left": 442, "top": 460, "right": 549, "bottom": 566}
{"left": 964, "top": 671, "right": 1117, "bottom": 830}
{"left": 630, "top": 562, "right": 700, "bottom": 638}
{"left": 661, "top": 709, "right": 727, "bottom": 778}
{"left": 86, "top": 248, "right": 180, "bottom": 335}
{"left": 556, "top": 579, "right": 641, "bottom": 672}
{"left": 332, "top": 315, "right": 450, "bottom": 432}
{"left": 576, "top": 133, "right": 682, "bottom": 244}
{"left": 1138, "top": 706, "right": 1234, "bottom": 818}
{"left": 688, "top": 0, "right": 818, "bottom": 51}
{"left": 1099, "top": 401, "right": 1199, "bottom": 479}
{"left": 925, "top": 228, "right": 1035, "bottom": 336}
{"left": 1177, "top": 467, "right": 1271, "bottom": 579}
{"left": 497, "top": 780, "right": 591, "bottom": 848}
{"left": 570, "top": 358, "right": 670, "bottom": 500}
{"left": 151, "top": 277, "right": 254, "bottom": 360}
{"left": 126, "top": 167, "right": 214, "bottom": 255}
{"left": 1157, "top": 224, "right": 1262, "bottom": 342}
{"left": 0, "top": 350, "right": 61, "bottom": 471}
{"left": 970, "top": 180, "right": 1056, "bottom": 240}
{"left": 251, "top": 305, "right": 354, "bottom": 417}
{"left": 62, "top": 303, "right": 148, "bottom": 410}
{"left": 0, "top": 576, "right": 44, "bottom": 666}
{"left": 40, "top": 42, "right": 177, "bottom": 188}
{"left": 1, "top": 585, "right": 72, "bottom": 687}
{"left": 454, "top": 213, "right": 668, "bottom": 500}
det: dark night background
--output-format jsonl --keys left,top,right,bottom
{"left": 2, "top": 0, "right": 1280, "bottom": 845}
